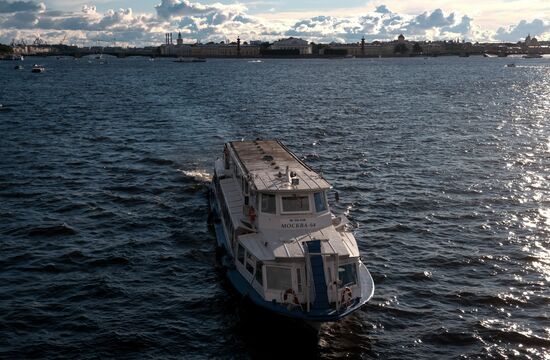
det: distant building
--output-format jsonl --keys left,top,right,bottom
{"left": 320, "top": 42, "right": 382, "bottom": 56}
{"left": 14, "top": 45, "right": 53, "bottom": 55}
{"left": 159, "top": 35, "right": 259, "bottom": 57}
{"left": 190, "top": 43, "right": 259, "bottom": 57}
{"left": 523, "top": 33, "right": 542, "bottom": 53}
{"left": 158, "top": 32, "right": 190, "bottom": 56}
{"left": 397, "top": 34, "right": 405, "bottom": 44}
{"left": 270, "top": 37, "right": 312, "bottom": 55}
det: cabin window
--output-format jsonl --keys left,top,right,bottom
{"left": 246, "top": 252, "right": 254, "bottom": 274}
{"left": 339, "top": 263, "right": 358, "bottom": 287}
{"left": 237, "top": 244, "right": 245, "bottom": 264}
{"left": 266, "top": 266, "right": 292, "bottom": 290}
{"left": 314, "top": 192, "right": 327, "bottom": 213}
{"left": 282, "top": 194, "right": 310, "bottom": 213}
{"left": 255, "top": 262, "right": 263, "bottom": 285}
{"left": 261, "top": 194, "right": 276, "bottom": 214}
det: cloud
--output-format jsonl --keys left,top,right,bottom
{"left": 279, "top": 7, "right": 477, "bottom": 43}
{"left": 445, "top": 15, "right": 472, "bottom": 34}
{"left": 495, "top": 18, "right": 550, "bottom": 42}
{"left": 152, "top": 0, "right": 279, "bottom": 42}
{"left": 0, "top": 0, "right": 162, "bottom": 46}
{"left": 0, "top": 0, "right": 44, "bottom": 13}
{"left": 155, "top": 0, "right": 247, "bottom": 21}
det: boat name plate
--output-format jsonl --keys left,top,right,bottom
{"left": 281, "top": 218, "right": 317, "bottom": 229}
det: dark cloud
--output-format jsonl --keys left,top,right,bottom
{"left": 155, "top": 0, "right": 245, "bottom": 21}
{"left": 411, "top": 9, "right": 455, "bottom": 29}
{"left": 0, "top": 0, "right": 43, "bottom": 13}
{"left": 375, "top": 5, "right": 391, "bottom": 14}
{"left": 3, "top": 9, "right": 37, "bottom": 26}
{"left": 444, "top": 15, "right": 472, "bottom": 34}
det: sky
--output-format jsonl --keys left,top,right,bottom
{"left": 0, "top": 0, "right": 549, "bottom": 46}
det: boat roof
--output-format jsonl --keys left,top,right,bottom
{"left": 229, "top": 140, "right": 331, "bottom": 192}
{"left": 239, "top": 227, "right": 360, "bottom": 261}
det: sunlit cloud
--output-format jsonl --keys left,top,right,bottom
{"left": 0, "top": 0, "right": 548, "bottom": 46}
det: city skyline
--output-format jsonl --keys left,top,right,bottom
{"left": 1, "top": 0, "right": 549, "bottom": 46}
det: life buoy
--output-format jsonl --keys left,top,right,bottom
{"left": 340, "top": 287, "right": 353, "bottom": 306}
{"left": 282, "top": 288, "right": 300, "bottom": 305}
{"left": 248, "top": 206, "right": 256, "bottom": 222}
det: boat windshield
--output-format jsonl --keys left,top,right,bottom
{"left": 281, "top": 194, "right": 310, "bottom": 213}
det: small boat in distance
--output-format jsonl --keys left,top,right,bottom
{"left": 522, "top": 54, "right": 543, "bottom": 59}
{"left": 174, "top": 57, "right": 206, "bottom": 63}
{"left": 14, "top": 65, "right": 24, "bottom": 70}
{"left": 31, "top": 64, "right": 45, "bottom": 73}
{"left": 210, "top": 140, "right": 375, "bottom": 331}
{"left": 506, "top": 63, "right": 516, "bottom": 68}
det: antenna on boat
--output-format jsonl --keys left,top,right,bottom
{"left": 285, "top": 166, "right": 291, "bottom": 184}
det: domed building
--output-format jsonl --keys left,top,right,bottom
{"left": 524, "top": 34, "right": 539, "bottom": 46}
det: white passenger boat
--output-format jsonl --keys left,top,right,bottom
{"left": 31, "top": 64, "right": 45, "bottom": 73}
{"left": 210, "top": 140, "right": 374, "bottom": 329}
{"left": 174, "top": 57, "right": 206, "bottom": 63}
{"left": 522, "top": 54, "right": 542, "bottom": 59}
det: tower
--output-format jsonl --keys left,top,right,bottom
{"left": 177, "top": 32, "right": 183, "bottom": 45}
{"left": 237, "top": 36, "right": 241, "bottom": 56}
{"left": 361, "top": 36, "right": 365, "bottom": 56}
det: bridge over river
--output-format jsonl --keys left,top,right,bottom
{"left": 47, "top": 47, "right": 158, "bottom": 58}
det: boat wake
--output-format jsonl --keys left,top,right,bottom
{"left": 179, "top": 169, "right": 212, "bottom": 183}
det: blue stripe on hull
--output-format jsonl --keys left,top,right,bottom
{"left": 305, "top": 240, "right": 330, "bottom": 309}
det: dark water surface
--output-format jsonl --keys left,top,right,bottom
{"left": 1, "top": 56, "right": 549, "bottom": 359}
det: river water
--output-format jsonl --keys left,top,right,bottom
{"left": 1, "top": 56, "right": 549, "bottom": 359}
